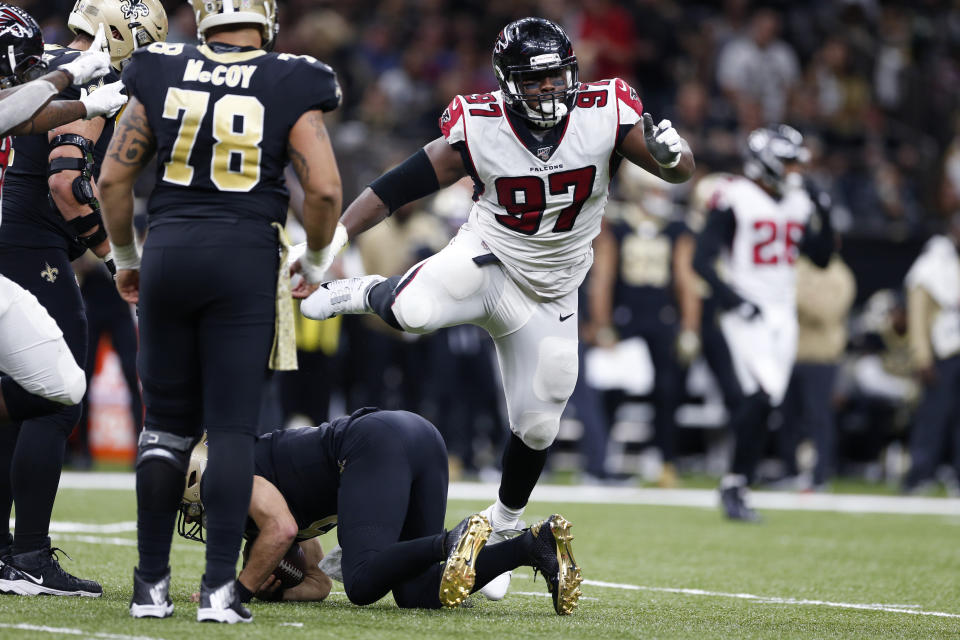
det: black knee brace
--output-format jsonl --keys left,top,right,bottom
{"left": 136, "top": 430, "right": 196, "bottom": 472}
{"left": 47, "top": 133, "right": 107, "bottom": 250}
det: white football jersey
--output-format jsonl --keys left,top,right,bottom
{"left": 712, "top": 175, "right": 814, "bottom": 308}
{"left": 440, "top": 78, "right": 644, "bottom": 300}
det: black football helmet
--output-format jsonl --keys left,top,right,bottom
{"left": 492, "top": 17, "right": 579, "bottom": 128}
{"left": 0, "top": 3, "right": 46, "bottom": 89}
{"left": 743, "top": 125, "right": 810, "bottom": 193}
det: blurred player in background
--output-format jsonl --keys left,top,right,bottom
{"left": 903, "top": 213, "right": 960, "bottom": 493}
{"left": 100, "top": 0, "right": 344, "bottom": 623}
{"left": 693, "top": 126, "right": 833, "bottom": 521}
{"left": 178, "top": 408, "right": 582, "bottom": 615}
{"left": 0, "top": 0, "right": 163, "bottom": 598}
{"left": 300, "top": 16, "right": 694, "bottom": 598}
{"left": 590, "top": 163, "right": 700, "bottom": 485}
{"left": 0, "top": 2, "right": 121, "bottom": 428}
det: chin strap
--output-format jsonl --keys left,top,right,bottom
{"left": 47, "top": 133, "right": 108, "bottom": 249}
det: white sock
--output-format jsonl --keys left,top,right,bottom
{"left": 483, "top": 499, "right": 524, "bottom": 532}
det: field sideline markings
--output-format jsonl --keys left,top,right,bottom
{"left": 35, "top": 529, "right": 960, "bottom": 620}
{"left": 512, "top": 573, "right": 960, "bottom": 618}
{"left": 0, "top": 623, "right": 163, "bottom": 640}
{"left": 59, "top": 473, "right": 960, "bottom": 516}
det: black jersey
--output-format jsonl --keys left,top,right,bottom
{"left": 122, "top": 41, "right": 340, "bottom": 245}
{"left": 611, "top": 215, "right": 689, "bottom": 334}
{"left": 0, "top": 45, "right": 120, "bottom": 252}
{"left": 250, "top": 408, "right": 377, "bottom": 541}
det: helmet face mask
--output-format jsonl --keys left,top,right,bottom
{"left": 493, "top": 18, "right": 579, "bottom": 129}
{"left": 176, "top": 435, "right": 208, "bottom": 543}
{"left": 0, "top": 4, "right": 47, "bottom": 89}
{"left": 68, "top": 0, "right": 168, "bottom": 70}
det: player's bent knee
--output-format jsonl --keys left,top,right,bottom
{"left": 136, "top": 430, "right": 196, "bottom": 472}
{"left": 532, "top": 337, "right": 578, "bottom": 403}
{"left": 392, "top": 285, "right": 437, "bottom": 334}
{"left": 56, "top": 351, "right": 86, "bottom": 406}
{"left": 513, "top": 412, "right": 561, "bottom": 451}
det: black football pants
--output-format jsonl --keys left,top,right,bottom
{"left": 0, "top": 247, "right": 86, "bottom": 555}
{"left": 136, "top": 241, "right": 276, "bottom": 584}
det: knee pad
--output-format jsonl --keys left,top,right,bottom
{"left": 512, "top": 411, "right": 561, "bottom": 451}
{"left": 532, "top": 337, "right": 578, "bottom": 404}
{"left": 391, "top": 283, "right": 436, "bottom": 334}
{"left": 136, "top": 429, "right": 196, "bottom": 473}
{"left": 50, "top": 347, "right": 85, "bottom": 406}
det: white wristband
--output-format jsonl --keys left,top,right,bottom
{"left": 300, "top": 222, "right": 348, "bottom": 284}
{"left": 110, "top": 241, "right": 141, "bottom": 270}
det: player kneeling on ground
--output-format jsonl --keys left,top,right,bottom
{"left": 167, "top": 409, "right": 582, "bottom": 615}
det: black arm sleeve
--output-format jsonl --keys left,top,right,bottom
{"left": 368, "top": 148, "right": 440, "bottom": 214}
{"left": 692, "top": 206, "right": 744, "bottom": 310}
{"left": 799, "top": 186, "right": 834, "bottom": 268}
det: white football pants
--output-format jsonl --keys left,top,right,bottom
{"left": 390, "top": 227, "right": 579, "bottom": 450}
{"left": 0, "top": 275, "right": 85, "bottom": 406}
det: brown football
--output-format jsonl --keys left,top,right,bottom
{"left": 275, "top": 543, "right": 306, "bottom": 588}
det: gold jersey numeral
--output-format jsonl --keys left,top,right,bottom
{"left": 160, "top": 87, "right": 265, "bottom": 192}
{"left": 161, "top": 87, "right": 209, "bottom": 186}
{"left": 210, "top": 94, "right": 264, "bottom": 192}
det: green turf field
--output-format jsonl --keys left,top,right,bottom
{"left": 1, "top": 486, "right": 958, "bottom": 639}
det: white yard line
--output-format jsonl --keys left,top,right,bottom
{"left": 11, "top": 528, "right": 960, "bottom": 621}
{"left": 511, "top": 573, "right": 960, "bottom": 619}
{"left": 58, "top": 473, "right": 960, "bottom": 516}
{"left": 0, "top": 623, "right": 164, "bottom": 640}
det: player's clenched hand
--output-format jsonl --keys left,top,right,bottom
{"left": 60, "top": 24, "right": 110, "bottom": 85}
{"left": 290, "top": 222, "right": 349, "bottom": 299}
{"left": 81, "top": 80, "right": 127, "bottom": 120}
{"left": 255, "top": 574, "right": 284, "bottom": 601}
{"left": 115, "top": 269, "right": 139, "bottom": 304}
{"left": 642, "top": 113, "right": 682, "bottom": 168}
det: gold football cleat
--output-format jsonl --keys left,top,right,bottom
{"left": 439, "top": 513, "right": 493, "bottom": 608}
{"left": 531, "top": 514, "right": 583, "bottom": 615}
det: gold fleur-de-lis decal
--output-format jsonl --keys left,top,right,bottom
{"left": 40, "top": 263, "right": 59, "bottom": 283}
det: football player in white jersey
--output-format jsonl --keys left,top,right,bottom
{"left": 692, "top": 125, "right": 833, "bottom": 521}
{"left": 300, "top": 17, "right": 694, "bottom": 598}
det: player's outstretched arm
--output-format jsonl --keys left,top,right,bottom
{"left": 0, "top": 69, "right": 78, "bottom": 137}
{"left": 287, "top": 109, "right": 343, "bottom": 296}
{"left": 340, "top": 136, "right": 466, "bottom": 239}
{"left": 100, "top": 97, "right": 156, "bottom": 302}
{"left": 1, "top": 29, "right": 115, "bottom": 137}
{"left": 618, "top": 114, "right": 695, "bottom": 184}
{"left": 238, "top": 476, "right": 299, "bottom": 598}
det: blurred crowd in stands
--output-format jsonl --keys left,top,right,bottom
{"left": 19, "top": 0, "right": 960, "bottom": 493}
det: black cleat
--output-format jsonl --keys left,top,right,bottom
{"left": 130, "top": 568, "right": 174, "bottom": 618}
{"left": 720, "top": 485, "right": 761, "bottom": 522}
{"left": 0, "top": 546, "right": 102, "bottom": 597}
{"left": 438, "top": 513, "right": 492, "bottom": 608}
{"left": 526, "top": 514, "right": 582, "bottom": 615}
{"left": 197, "top": 576, "right": 252, "bottom": 623}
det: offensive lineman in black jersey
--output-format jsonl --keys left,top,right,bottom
{"left": 99, "top": 0, "right": 345, "bottom": 624}
{"left": 176, "top": 409, "right": 582, "bottom": 615}
{"left": 0, "top": 0, "right": 167, "bottom": 599}
{"left": 0, "top": 3, "right": 124, "bottom": 430}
